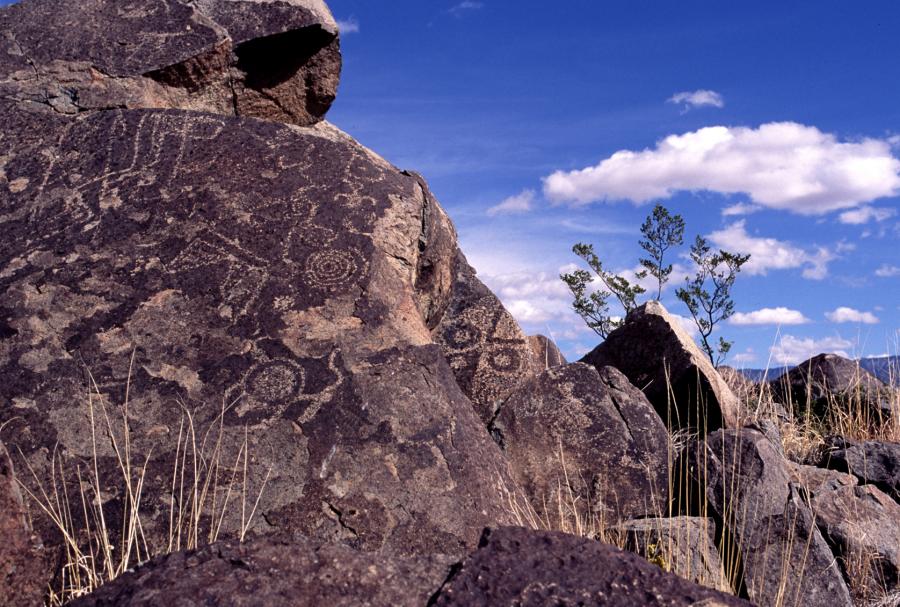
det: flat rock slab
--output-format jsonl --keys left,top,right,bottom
{"left": 679, "top": 426, "right": 852, "bottom": 607}
{"left": 582, "top": 301, "right": 742, "bottom": 432}
{"left": 492, "top": 363, "right": 669, "bottom": 523}
{"left": 819, "top": 436, "right": 900, "bottom": 502}
{"left": 617, "top": 517, "right": 732, "bottom": 593}
{"left": 70, "top": 536, "right": 453, "bottom": 607}
{"left": 431, "top": 527, "right": 749, "bottom": 607}
{"left": 527, "top": 334, "right": 567, "bottom": 370}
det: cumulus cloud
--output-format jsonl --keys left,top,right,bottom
{"left": 667, "top": 89, "right": 725, "bottom": 111}
{"left": 707, "top": 221, "right": 835, "bottom": 279}
{"left": 825, "top": 307, "right": 879, "bottom": 324}
{"left": 838, "top": 205, "right": 897, "bottom": 224}
{"left": 486, "top": 189, "right": 536, "bottom": 217}
{"left": 875, "top": 264, "right": 900, "bottom": 277}
{"left": 336, "top": 18, "right": 359, "bottom": 34}
{"left": 479, "top": 269, "right": 580, "bottom": 327}
{"left": 770, "top": 335, "right": 855, "bottom": 365}
{"left": 729, "top": 307, "right": 810, "bottom": 326}
{"left": 722, "top": 202, "right": 762, "bottom": 217}
{"left": 731, "top": 348, "right": 757, "bottom": 365}
{"left": 543, "top": 122, "right": 900, "bottom": 214}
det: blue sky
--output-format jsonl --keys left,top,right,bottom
{"left": 328, "top": 0, "right": 900, "bottom": 367}
{"left": 5, "top": 0, "right": 897, "bottom": 367}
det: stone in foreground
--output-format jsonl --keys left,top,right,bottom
{"left": 818, "top": 436, "right": 900, "bottom": 502}
{"left": 582, "top": 301, "right": 742, "bottom": 431}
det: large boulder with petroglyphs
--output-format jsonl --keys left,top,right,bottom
{"left": 0, "top": 0, "right": 520, "bottom": 566}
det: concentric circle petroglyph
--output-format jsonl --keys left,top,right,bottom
{"left": 245, "top": 360, "right": 306, "bottom": 404}
{"left": 303, "top": 247, "right": 364, "bottom": 290}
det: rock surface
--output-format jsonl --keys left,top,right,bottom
{"left": 582, "top": 301, "right": 742, "bottom": 431}
{"left": 0, "top": 441, "right": 47, "bottom": 606}
{"left": 433, "top": 252, "right": 540, "bottom": 424}
{"left": 811, "top": 483, "right": 900, "bottom": 597}
{"left": 527, "top": 334, "right": 567, "bottom": 370}
{"left": 617, "top": 516, "right": 732, "bottom": 593}
{"left": 0, "top": 0, "right": 515, "bottom": 563}
{"left": 0, "top": 0, "right": 340, "bottom": 126}
{"left": 818, "top": 436, "right": 900, "bottom": 502}
{"left": 771, "top": 353, "right": 896, "bottom": 420}
{"left": 70, "top": 535, "right": 453, "bottom": 607}
{"left": 491, "top": 363, "right": 670, "bottom": 523}
{"left": 431, "top": 526, "right": 749, "bottom": 607}
{"left": 679, "top": 426, "right": 852, "bottom": 607}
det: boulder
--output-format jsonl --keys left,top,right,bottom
{"left": 0, "top": 0, "right": 515, "bottom": 565}
{"left": 811, "top": 483, "right": 900, "bottom": 599}
{"left": 616, "top": 517, "right": 732, "bottom": 593}
{"left": 771, "top": 353, "right": 896, "bottom": 422}
{"left": 582, "top": 301, "right": 742, "bottom": 432}
{"left": 0, "top": 440, "right": 48, "bottom": 606}
{"left": 788, "top": 462, "right": 858, "bottom": 495}
{"left": 431, "top": 526, "right": 749, "bottom": 606}
{"left": 0, "top": 0, "right": 340, "bottom": 126}
{"left": 433, "top": 252, "right": 540, "bottom": 424}
{"left": 678, "top": 426, "right": 852, "bottom": 607}
{"left": 491, "top": 363, "right": 670, "bottom": 523}
{"left": 70, "top": 535, "right": 453, "bottom": 607}
{"left": 527, "top": 334, "right": 567, "bottom": 370}
{"left": 818, "top": 436, "right": 900, "bottom": 502}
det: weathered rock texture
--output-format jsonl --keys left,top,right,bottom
{"left": 491, "top": 363, "right": 670, "bottom": 523}
{"left": 0, "top": 441, "right": 48, "bottom": 606}
{"left": 617, "top": 516, "right": 732, "bottom": 593}
{"left": 431, "top": 527, "right": 749, "bottom": 607}
{"left": 582, "top": 301, "right": 742, "bottom": 431}
{"left": 70, "top": 535, "right": 453, "bottom": 607}
{"left": 0, "top": 0, "right": 340, "bottom": 126}
{"left": 678, "top": 426, "right": 852, "bottom": 607}
{"left": 811, "top": 483, "right": 900, "bottom": 598}
{"left": 527, "top": 334, "right": 566, "bottom": 370}
{"left": 433, "top": 253, "right": 540, "bottom": 424}
{"left": 818, "top": 436, "right": 900, "bottom": 502}
{"left": 0, "top": 0, "right": 516, "bottom": 564}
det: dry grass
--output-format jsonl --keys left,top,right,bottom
{"left": 12, "top": 361, "right": 271, "bottom": 606}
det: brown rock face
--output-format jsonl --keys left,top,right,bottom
{"left": 617, "top": 517, "right": 732, "bottom": 593}
{"left": 818, "top": 436, "right": 900, "bottom": 502}
{"left": 0, "top": 441, "right": 47, "bottom": 606}
{"left": 431, "top": 527, "right": 750, "bottom": 607}
{"left": 582, "top": 301, "right": 742, "bottom": 431}
{"left": 491, "top": 363, "right": 670, "bottom": 523}
{"left": 69, "top": 535, "right": 453, "bottom": 607}
{"left": 0, "top": 0, "right": 340, "bottom": 126}
{"left": 0, "top": 0, "right": 515, "bottom": 566}
{"left": 678, "top": 426, "right": 852, "bottom": 607}
{"left": 433, "top": 253, "right": 540, "bottom": 424}
{"left": 527, "top": 334, "right": 567, "bottom": 370}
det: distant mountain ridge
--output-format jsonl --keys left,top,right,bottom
{"left": 739, "top": 355, "right": 900, "bottom": 386}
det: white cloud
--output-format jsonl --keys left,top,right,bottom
{"left": 825, "top": 307, "right": 879, "bottom": 324}
{"left": 837, "top": 205, "right": 897, "bottom": 224}
{"left": 707, "top": 220, "right": 835, "bottom": 280}
{"left": 729, "top": 307, "right": 810, "bottom": 326}
{"left": 770, "top": 335, "right": 855, "bottom": 365}
{"left": 336, "top": 18, "right": 359, "bottom": 34}
{"left": 449, "top": 1, "right": 483, "bottom": 15}
{"left": 732, "top": 348, "right": 757, "bottom": 365}
{"left": 480, "top": 269, "right": 583, "bottom": 329}
{"left": 875, "top": 264, "right": 900, "bottom": 277}
{"left": 543, "top": 122, "right": 900, "bottom": 214}
{"left": 722, "top": 202, "right": 762, "bottom": 217}
{"left": 486, "top": 189, "right": 536, "bottom": 217}
{"left": 667, "top": 89, "right": 725, "bottom": 111}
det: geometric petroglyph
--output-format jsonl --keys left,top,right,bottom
{"left": 245, "top": 359, "right": 306, "bottom": 404}
{"left": 302, "top": 246, "right": 367, "bottom": 293}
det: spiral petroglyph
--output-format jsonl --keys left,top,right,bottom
{"left": 303, "top": 247, "right": 364, "bottom": 291}
{"left": 245, "top": 359, "right": 307, "bottom": 404}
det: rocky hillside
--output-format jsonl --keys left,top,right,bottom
{"left": 0, "top": 2, "right": 897, "bottom": 606}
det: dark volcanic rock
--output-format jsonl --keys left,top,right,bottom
{"left": 0, "top": 0, "right": 340, "bottom": 126}
{"left": 617, "top": 516, "right": 731, "bottom": 593}
{"left": 582, "top": 301, "right": 742, "bottom": 431}
{"left": 433, "top": 252, "right": 540, "bottom": 424}
{"left": 431, "top": 526, "right": 749, "bottom": 606}
{"left": 492, "top": 363, "right": 670, "bottom": 523}
{"left": 70, "top": 536, "right": 453, "bottom": 607}
{"left": 788, "top": 461, "right": 858, "bottom": 495}
{"left": 811, "top": 483, "right": 900, "bottom": 597}
{"left": 818, "top": 436, "right": 900, "bottom": 502}
{"left": 1, "top": 25, "right": 513, "bottom": 561}
{"left": 527, "top": 334, "right": 567, "bottom": 370}
{"left": 679, "top": 426, "right": 852, "bottom": 607}
{"left": 0, "top": 440, "right": 48, "bottom": 606}
{"left": 771, "top": 353, "right": 896, "bottom": 421}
